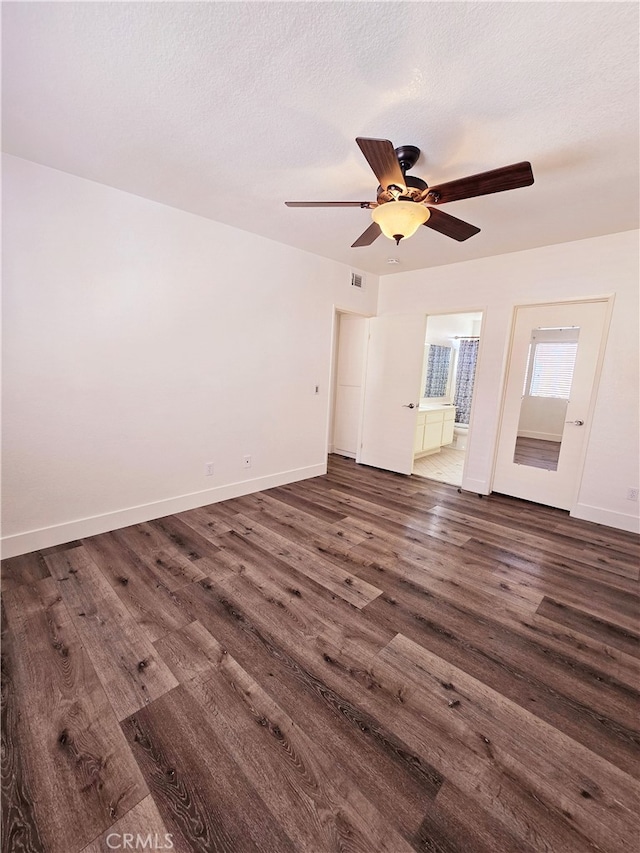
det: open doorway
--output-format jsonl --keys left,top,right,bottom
{"left": 412, "top": 311, "right": 482, "bottom": 486}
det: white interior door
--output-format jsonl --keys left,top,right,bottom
{"left": 493, "top": 299, "right": 609, "bottom": 510}
{"left": 332, "top": 314, "right": 368, "bottom": 458}
{"left": 359, "top": 314, "right": 427, "bottom": 475}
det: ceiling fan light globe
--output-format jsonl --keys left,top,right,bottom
{"left": 372, "top": 201, "right": 430, "bottom": 243}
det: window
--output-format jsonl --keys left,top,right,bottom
{"left": 523, "top": 340, "right": 578, "bottom": 399}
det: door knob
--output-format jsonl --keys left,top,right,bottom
{"left": 565, "top": 419, "right": 584, "bottom": 425}
{"left": 403, "top": 403, "right": 417, "bottom": 409}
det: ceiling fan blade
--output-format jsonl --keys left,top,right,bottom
{"left": 426, "top": 161, "right": 534, "bottom": 205}
{"left": 356, "top": 137, "right": 406, "bottom": 192}
{"left": 285, "top": 201, "right": 374, "bottom": 207}
{"left": 424, "top": 207, "right": 480, "bottom": 241}
{"left": 351, "top": 221, "right": 381, "bottom": 247}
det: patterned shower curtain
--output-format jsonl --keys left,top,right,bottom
{"left": 454, "top": 339, "right": 479, "bottom": 424}
{"left": 424, "top": 345, "right": 451, "bottom": 397}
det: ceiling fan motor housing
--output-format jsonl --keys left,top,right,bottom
{"left": 375, "top": 146, "right": 428, "bottom": 202}
{"left": 377, "top": 174, "right": 428, "bottom": 203}
{"left": 395, "top": 145, "right": 421, "bottom": 172}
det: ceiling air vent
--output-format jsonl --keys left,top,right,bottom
{"left": 351, "top": 272, "right": 363, "bottom": 289}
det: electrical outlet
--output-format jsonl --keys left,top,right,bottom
{"left": 627, "top": 487, "right": 639, "bottom": 501}
{"left": 243, "top": 455, "right": 251, "bottom": 468}
{"left": 204, "top": 463, "right": 214, "bottom": 477}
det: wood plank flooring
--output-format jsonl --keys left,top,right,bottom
{"left": 513, "top": 436, "right": 562, "bottom": 470}
{"left": 2, "top": 455, "right": 639, "bottom": 853}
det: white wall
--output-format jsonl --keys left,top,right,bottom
{"left": 3, "top": 156, "right": 637, "bottom": 551}
{"left": 378, "top": 230, "right": 640, "bottom": 532}
{"left": 517, "top": 396, "right": 567, "bottom": 441}
{"left": 425, "top": 312, "right": 481, "bottom": 347}
{"left": 1, "top": 155, "right": 379, "bottom": 556}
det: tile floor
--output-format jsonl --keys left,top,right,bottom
{"left": 412, "top": 446, "right": 466, "bottom": 486}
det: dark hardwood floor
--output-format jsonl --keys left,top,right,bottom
{"left": 2, "top": 455, "right": 639, "bottom": 852}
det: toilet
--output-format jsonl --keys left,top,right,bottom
{"left": 453, "top": 424, "right": 469, "bottom": 450}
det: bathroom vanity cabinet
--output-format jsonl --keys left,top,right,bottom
{"left": 414, "top": 405, "right": 456, "bottom": 457}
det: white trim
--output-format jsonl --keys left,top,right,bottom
{"left": 517, "top": 430, "right": 563, "bottom": 442}
{"left": 460, "top": 476, "right": 490, "bottom": 495}
{"left": 355, "top": 319, "right": 371, "bottom": 465}
{"left": 1, "top": 464, "right": 326, "bottom": 559}
{"left": 332, "top": 450, "right": 356, "bottom": 460}
{"left": 571, "top": 503, "right": 640, "bottom": 534}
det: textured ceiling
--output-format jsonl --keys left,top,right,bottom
{"left": 3, "top": 2, "right": 639, "bottom": 275}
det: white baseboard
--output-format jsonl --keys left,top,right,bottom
{"left": 517, "top": 430, "right": 563, "bottom": 442}
{"left": 1, "top": 463, "right": 327, "bottom": 559}
{"left": 332, "top": 449, "right": 356, "bottom": 459}
{"left": 571, "top": 502, "right": 640, "bottom": 534}
{"left": 460, "top": 477, "right": 490, "bottom": 495}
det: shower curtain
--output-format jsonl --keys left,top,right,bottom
{"left": 454, "top": 339, "right": 479, "bottom": 424}
{"left": 424, "top": 344, "right": 451, "bottom": 397}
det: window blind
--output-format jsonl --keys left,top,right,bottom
{"left": 524, "top": 341, "right": 578, "bottom": 399}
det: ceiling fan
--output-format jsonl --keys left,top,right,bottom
{"left": 285, "top": 137, "right": 534, "bottom": 247}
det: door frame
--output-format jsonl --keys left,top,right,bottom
{"left": 491, "top": 294, "right": 615, "bottom": 511}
